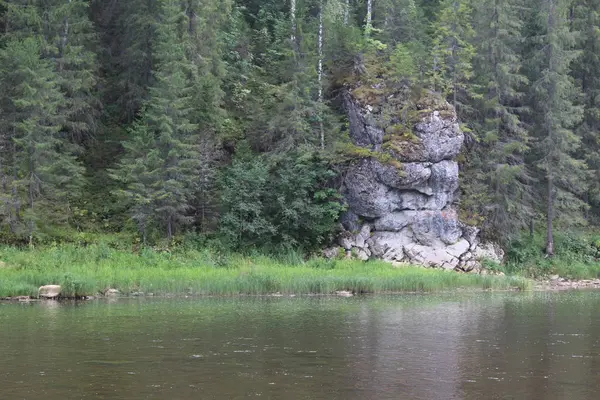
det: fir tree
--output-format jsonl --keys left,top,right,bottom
{"left": 527, "top": 0, "right": 585, "bottom": 255}
{"left": 113, "top": 0, "right": 200, "bottom": 240}
{"left": 1, "top": 0, "right": 100, "bottom": 143}
{"left": 430, "top": 0, "right": 476, "bottom": 116}
{"left": 92, "top": 0, "right": 158, "bottom": 123}
{"left": 465, "top": 0, "right": 533, "bottom": 240}
{"left": 40, "top": 0, "right": 100, "bottom": 143}
{"left": 572, "top": 0, "right": 600, "bottom": 221}
{"left": 0, "top": 38, "right": 84, "bottom": 240}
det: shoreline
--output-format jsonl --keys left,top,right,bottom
{"left": 3, "top": 281, "right": 599, "bottom": 302}
{"left": 4, "top": 242, "right": 599, "bottom": 301}
{"left": 0, "top": 245, "right": 531, "bottom": 299}
{"left": 534, "top": 277, "right": 600, "bottom": 291}
{"left": 3, "top": 274, "right": 600, "bottom": 302}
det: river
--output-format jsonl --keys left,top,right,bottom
{"left": 1, "top": 292, "right": 599, "bottom": 399}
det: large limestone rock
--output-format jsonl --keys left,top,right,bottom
{"left": 38, "top": 285, "right": 61, "bottom": 299}
{"left": 339, "top": 84, "right": 499, "bottom": 271}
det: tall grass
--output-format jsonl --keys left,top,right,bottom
{"left": 504, "top": 231, "right": 600, "bottom": 279}
{"left": 0, "top": 244, "right": 530, "bottom": 298}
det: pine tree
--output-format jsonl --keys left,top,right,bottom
{"left": 527, "top": 0, "right": 585, "bottom": 255}
{"left": 0, "top": 38, "right": 84, "bottom": 240}
{"left": 113, "top": 0, "right": 200, "bottom": 241}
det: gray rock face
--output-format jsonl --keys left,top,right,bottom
{"left": 412, "top": 112, "right": 464, "bottom": 163}
{"left": 340, "top": 88, "right": 498, "bottom": 270}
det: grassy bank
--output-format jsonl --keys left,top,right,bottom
{"left": 503, "top": 232, "right": 600, "bottom": 280}
{"left": 0, "top": 244, "right": 530, "bottom": 298}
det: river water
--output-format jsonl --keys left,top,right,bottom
{"left": 1, "top": 292, "right": 600, "bottom": 399}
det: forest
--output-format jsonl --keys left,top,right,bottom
{"left": 0, "top": 0, "right": 598, "bottom": 259}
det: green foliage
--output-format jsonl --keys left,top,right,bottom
{"left": 505, "top": 231, "right": 600, "bottom": 279}
{"left": 219, "top": 149, "right": 344, "bottom": 251}
{"left": 112, "top": 0, "right": 203, "bottom": 241}
{"left": 527, "top": 0, "right": 586, "bottom": 254}
{"left": 430, "top": 0, "right": 476, "bottom": 112}
{"left": 0, "top": 243, "right": 531, "bottom": 298}
{"left": 460, "top": 0, "right": 533, "bottom": 243}
{"left": 0, "top": 37, "right": 85, "bottom": 240}
{"left": 387, "top": 43, "right": 418, "bottom": 80}
{"left": 0, "top": 0, "right": 598, "bottom": 256}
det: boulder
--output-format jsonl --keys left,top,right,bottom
{"left": 339, "top": 210, "right": 361, "bottom": 232}
{"left": 338, "top": 231, "right": 355, "bottom": 250}
{"left": 355, "top": 248, "right": 370, "bottom": 261}
{"left": 473, "top": 243, "right": 505, "bottom": 264}
{"left": 323, "top": 247, "right": 341, "bottom": 259}
{"left": 354, "top": 224, "right": 371, "bottom": 249}
{"left": 104, "top": 288, "right": 120, "bottom": 296}
{"left": 38, "top": 285, "right": 61, "bottom": 299}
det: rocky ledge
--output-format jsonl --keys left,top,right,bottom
{"left": 335, "top": 84, "right": 503, "bottom": 271}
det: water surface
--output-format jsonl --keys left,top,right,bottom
{"left": 1, "top": 292, "right": 600, "bottom": 399}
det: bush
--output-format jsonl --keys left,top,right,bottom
{"left": 219, "top": 149, "right": 345, "bottom": 252}
{"left": 505, "top": 231, "right": 600, "bottom": 279}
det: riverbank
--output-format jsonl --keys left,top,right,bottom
{"left": 0, "top": 244, "right": 531, "bottom": 299}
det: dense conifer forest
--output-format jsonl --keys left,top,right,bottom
{"left": 0, "top": 0, "right": 598, "bottom": 256}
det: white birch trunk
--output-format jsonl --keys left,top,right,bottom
{"left": 344, "top": 0, "right": 350, "bottom": 24}
{"left": 291, "top": 0, "right": 297, "bottom": 42}
{"left": 365, "top": 0, "right": 373, "bottom": 36}
{"left": 60, "top": 0, "right": 72, "bottom": 67}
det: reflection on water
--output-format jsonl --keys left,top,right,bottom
{"left": 1, "top": 292, "right": 599, "bottom": 399}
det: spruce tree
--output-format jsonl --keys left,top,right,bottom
{"left": 430, "top": 0, "right": 476, "bottom": 116}
{"left": 527, "top": 0, "right": 585, "bottom": 255}
{"left": 572, "top": 0, "right": 600, "bottom": 221}
{"left": 113, "top": 0, "right": 200, "bottom": 241}
{"left": 182, "top": 0, "right": 231, "bottom": 231}
{"left": 1, "top": 0, "right": 100, "bottom": 143}
{"left": 465, "top": 0, "right": 533, "bottom": 240}
{"left": 0, "top": 38, "right": 84, "bottom": 240}
{"left": 91, "top": 0, "right": 158, "bottom": 123}
{"left": 39, "top": 0, "right": 100, "bottom": 143}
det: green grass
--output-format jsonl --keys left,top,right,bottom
{"left": 504, "top": 231, "right": 600, "bottom": 280}
{"left": 0, "top": 244, "right": 530, "bottom": 298}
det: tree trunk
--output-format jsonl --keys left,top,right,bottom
{"left": 345, "top": 0, "right": 350, "bottom": 25}
{"left": 546, "top": 175, "right": 555, "bottom": 256}
{"left": 318, "top": 0, "right": 324, "bottom": 149}
{"left": 545, "top": 0, "right": 556, "bottom": 258}
{"left": 60, "top": 0, "right": 72, "bottom": 63}
{"left": 529, "top": 219, "right": 534, "bottom": 239}
{"left": 291, "top": 0, "right": 297, "bottom": 42}
{"left": 167, "top": 215, "right": 173, "bottom": 241}
{"left": 365, "top": 0, "right": 373, "bottom": 37}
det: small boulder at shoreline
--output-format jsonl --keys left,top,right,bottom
{"left": 104, "top": 288, "right": 119, "bottom": 296}
{"left": 38, "top": 285, "right": 61, "bottom": 299}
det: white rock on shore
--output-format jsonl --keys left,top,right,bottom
{"left": 38, "top": 285, "right": 61, "bottom": 299}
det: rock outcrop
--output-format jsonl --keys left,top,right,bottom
{"left": 338, "top": 85, "right": 502, "bottom": 271}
